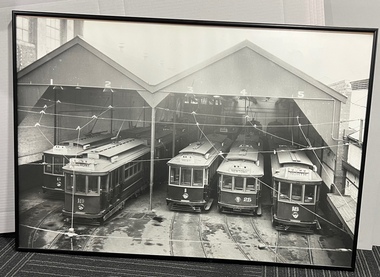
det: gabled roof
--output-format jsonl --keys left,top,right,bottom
{"left": 17, "top": 37, "right": 347, "bottom": 104}
{"left": 151, "top": 40, "right": 347, "bottom": 103}
{"left": 18, "top": 36, "right": 153, "bottom": 92}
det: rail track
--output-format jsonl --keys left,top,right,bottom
{"left": 224, "top": 215, "right": 252, "bottom": 261}
{"left": 276, "top": 231, "right": 314, "bottom": 265}
{"left": 18, "top": 200, "right": 64, "bottom": 249}
{"left": 169, "top": 212, "right": 207, "bottom": 258}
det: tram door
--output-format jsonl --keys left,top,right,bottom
{"left": 109, "top": 169, "right": 121, "bottom": 204}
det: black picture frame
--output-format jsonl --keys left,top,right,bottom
{"left": 13, "top": 10, "right": 378, "bottom": 271}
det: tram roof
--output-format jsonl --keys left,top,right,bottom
{"left": 89, "top": 138, "right": 147, "bottom": 158}
{"left": 179, "top": 133, "right": 230, "bottom": 156}
{"left": 217, "top": 153, "right": 264, "bottom": 176}
{"left": 43, "top": 133, "right": 113, "bottom": 155}
{"left": 226, "top": 143, "right": 260, "bottom": 162}
{"left": 272, "top": 167, "right": 322, "bottom": 183}
{"left": 276, "top": 146, "right": 313, "bottom": 167}
{"left": 60, "top": 133, "right": 112, "bottom": 146}
{"left": 63, "top": 143, "right": 149, "bottom": 173}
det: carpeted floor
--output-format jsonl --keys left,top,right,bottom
{"left": 1, "top": 233, "right": 379, "bottom": 277}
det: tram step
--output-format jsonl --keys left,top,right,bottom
{"left": 169, "top": 203, "right": 202, "bottom": 213}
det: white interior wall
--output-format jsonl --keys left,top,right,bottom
{"left": 1, "top": 0, "right": 378, "bottom": 250}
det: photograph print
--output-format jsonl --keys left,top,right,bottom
{"left": 13, "top": 11, "right": 377, "bottom": 270}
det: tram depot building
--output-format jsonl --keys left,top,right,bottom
{"left": 17, "top": 34, "right": 362, "bottom": 244}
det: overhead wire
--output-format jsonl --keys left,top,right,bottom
{"left": 296, "top": 116, "right": 356, "bottom": 215}
{"left": 23, "top": 94, "right": 360, "bottom": 239}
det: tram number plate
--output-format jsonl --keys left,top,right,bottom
{"left": 243, "top": 197, "right": 252, "bottom": 202}
{"left": 77, "top": 198, "right": 85, "bottom": 204}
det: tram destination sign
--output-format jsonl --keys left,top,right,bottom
{"left": 69, "top": 158, "right": 95, "bottom": 171}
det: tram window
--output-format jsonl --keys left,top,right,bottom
{"left": 170, "top": 167, "right": 179, "bottom": 185}
{"left": 66, "top": 173, "right": 73, "bottom": 192}
{"left": 181, "top": 168, "right": 191, "bottom": 186}
{"left": 53, "top": 156, "right": 63, "bottom": 175}
{"left": 76, "top": 175, "right": 86, "bottom": 193}
{"left": 246, "top": 178, "right": 255, "bottom": 191}
{"left": 133, "top": 163, "right": 137, "bottom": 175}
{"left": 304, "top": 185, "right": 315, "bottom": 203}
{"left": 193, "top": 169, "right": 203, "bottom": 187}
{"left": 88, "top": 176, "right": 98, "bottom": 193}
{"left": 124, "top": 163, "right": 130, "bottom": 180}
{"left": 291, "top": 184, "right": 302, "bottom": 202}
{"left": 235, "top": 177, "right": 244, "bottom": 191}
{"left": 100, "top": 175, "right": 108, "bottom": 192}
{"left": 45, "top": 155, "right": 52, "bottom": 173}
{"left": 222, "top": 176, "right": 232, "bottom": 190}
{"left": 119, "top": 167, "right": 124, "bottom": 181}
{"left": 279, "top": 183, "right": 290, "bottom": 200}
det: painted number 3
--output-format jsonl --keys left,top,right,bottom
{"left": 243, "top": 197, "right": 252, "bottom": 202}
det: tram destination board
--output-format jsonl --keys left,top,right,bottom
{"left": 12, "top": 10, "right": 377, "bottom": 271}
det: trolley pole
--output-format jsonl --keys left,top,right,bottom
{"left": 149, "top": 107, "right": 156, "bottom": 211}
{"left": 172, "top": 109, "right": 177, "bottom": 157}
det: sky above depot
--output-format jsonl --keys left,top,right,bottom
{"left": 82, "top": 19, "right": 374, "bottom": 86}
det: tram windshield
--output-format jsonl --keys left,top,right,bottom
{"left": 64, "top": 172, "right": 104, "bottom": 195}
{"left": 44, "top": 154, "right": 69, "bottom": 175}
{"left": 221, "top": 175, "right": 257, "bottom": 192}
{"left": 235, "top": 177, "right": 244, "bottom": 190}
{"left": 278, "top": 181, "right": 316, "bottom": 203}
{"left": 193, "top": 169, "right": 203, "bottom": 187}
{"left": 169, "top": 166, "right": 204, "bottom": 187}
{"left": 291, "top": 184, "right": 302, "bottom": 202}
{"left": 170, "top": 167, "right": 180, "bottom": 185}
{"left": 181, "top": 168, "right": 192, "bottom": 186}
{"left": 304, "top": 185, "right": 316, "bottom": 203}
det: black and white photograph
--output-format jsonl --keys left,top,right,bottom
{"left": 13, "top": 11, "right": 377, "bottom": 270}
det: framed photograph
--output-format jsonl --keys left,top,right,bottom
{"left": 13, "top": 10, "right": 377, "bottom": 271}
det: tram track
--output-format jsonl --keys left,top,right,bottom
{"left": 198, "top": 214, "right": 208, "bottom": 258}
{"left": 51, "top": 225, "right": 100, "bottom": 251}
{"left": 29, "top": 205, "right": 63, "bottom": 248}
{"left": 276, "top": 230, "right": 314, "bottom": 265}
{"left": 168, "top": 212, "right": 176, "bottom": 256}
{"left": 224, "top": 215, "right": 252, "bottom": 261}
{"left": 18, "top": 200, "right": 64, "bottom": 249}
{"left": 250, "top": 217, "right": 287, "bottom": 263}
{"left": 307, "top": 234, "right": 314, "bottom": 265}
{"left": 169, "top": 212, "right": 207, "bottom": 258}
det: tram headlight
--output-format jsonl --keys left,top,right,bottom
{"left": 56, "top": 182, "right": 61, "bottom": 187}
{"left": 235, "top": 196, "right": 241, "bottom": 203}
{"left": 182, "top": 192, "right": 189, "bottom": 199}
{"left": 78, "top": 204, "right": 85, "bottom": 211}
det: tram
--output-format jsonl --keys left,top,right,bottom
{"left": 62, "top": 138, "right": 150, "bottom": 223}
{"left": 270, "top": 145, "right": 322, "bottom": 232}
{"left": 166, "top": 133, "right": 233, "bottom": 212}
{"left": 42, "top": 132, "right": 113, "bottom": 194}
{"left": 216, "top": 134, "right": 264, "bottom": 215}
{"left": 123, "top": 124, "right": 188, "bottom": 183}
